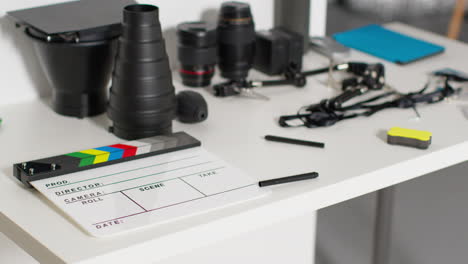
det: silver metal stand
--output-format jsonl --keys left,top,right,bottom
{"left": 274, "top": 0, "right": 310, "bottom": 51}
{"left": 372, "top": 186, "right": 396, "bottom": 264}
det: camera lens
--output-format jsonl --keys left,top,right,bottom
{"left": 177, "top": 22, "right": 217, "bottom": 87}
{"left": 217, "top": 1, "right": 255, "bottom": 81}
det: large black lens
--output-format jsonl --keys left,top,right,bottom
{"left": 177, "top": 22, "right": 217, "bottom": 87}
{"left": 217, "top": 1, "right": 255, "bottom": 81}
{"left": 26, "top": 28, "right": 116, "bottom": 118}
{"left": 8, "top": 0, "right": 132, "bottom": 118}
{"left": 108, "top": 4, "right": 176, "bottom": 140}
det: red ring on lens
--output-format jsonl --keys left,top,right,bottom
{"left": 179, "top": 68, "right": 215, "bottom": 76}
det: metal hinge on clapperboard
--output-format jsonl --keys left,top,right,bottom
{"left": 13, "top": 132, "right": 201, "bottom": 188}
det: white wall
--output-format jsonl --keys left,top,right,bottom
{"left": 0, "top": 0, "right": 327, "bottom": 107}
{"left": 310, "top": 0, "right": 327, "bottom": 36}
{"left": 0, "top": 210, "right": 316, "bottom": 264}
{"left": 0, "top": 0, "right": 327, "bottom": 106}
{"left": 159, "top": 211, "right": 317, "bottom": 264}
{"left": 0, "top": 0, "right": 275, "bottom": 106}
{"left": 0, "top": 233, "right": 38, "bottom": 264}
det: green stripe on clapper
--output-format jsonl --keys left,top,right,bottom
{"left": 66, "top": 152, "right": 96, "bottom": 167}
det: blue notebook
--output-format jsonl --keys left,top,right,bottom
{"left": 333, "top": 24, "right": 445, "bottom": 64}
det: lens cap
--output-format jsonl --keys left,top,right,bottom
{"left": 177, "top": 22, "right": 217, "bottom": 47}
{"left": 220, "top": 1, "right": 252, "bottom": 19}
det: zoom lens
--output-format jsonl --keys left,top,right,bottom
{"left": 177, "top": 22, "right": 217, "bottom": 87}
{"left": 217, "top": 1, "right": 255, "bottom": 81}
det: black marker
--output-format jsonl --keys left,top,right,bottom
{"left": 264, "top": 135, "right": 325, "bottom": 148}
{"left": 258, "top": 172, "right": 319, "bottom": 187}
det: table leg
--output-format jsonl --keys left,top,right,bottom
{"left": 372, "top": 186, "right": 395, "bottom": 264}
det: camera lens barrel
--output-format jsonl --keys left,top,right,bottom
{"left": 217, "top": 1, "right": 255, "bottom": 81}
{"left": 177, "top": 22, "right": 217, "bottom": 87}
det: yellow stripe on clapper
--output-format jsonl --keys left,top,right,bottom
{"left": 79, "top": 149, "right": 111, "bottom": 164}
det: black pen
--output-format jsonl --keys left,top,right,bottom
{"left": 258, "top": 172, "right": 319, "bottom": 187}
{"left": 264, "top": 135, "right": 325, "bottom": 148}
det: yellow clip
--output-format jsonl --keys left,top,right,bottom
{"left": 387, "top": 127, "right": 432, "bottom": 149}
{"left": 387, "top": 127, "right": 432, "bottom": 141}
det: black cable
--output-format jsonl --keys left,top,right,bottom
{"left": 255, "top": 79, "right": 295, "bottom": 87}
{"left": 302, "top": 66, "right": 332, "bottom": 76}
{"left": 339, "top": 91, "right": 397, "bottom": 111}
{"left": 279, "top": 77, "right": 461, "bottom": 128}
{"left": 214, "top": 64, "right": 348, "bottom": 97}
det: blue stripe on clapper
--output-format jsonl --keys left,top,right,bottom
{"left": 95, "top": 146, "right": 124, "bottom": 161}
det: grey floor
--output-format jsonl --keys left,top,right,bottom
{"left": 326, "top": 2, "right": 468, "bottom": 42}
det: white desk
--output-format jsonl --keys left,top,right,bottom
{"left": 1, "top": 22, "right": 468, "bottom": 263}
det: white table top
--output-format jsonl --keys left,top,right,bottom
{"left": 1, "top": 23, "right": 468, "bottom": 264}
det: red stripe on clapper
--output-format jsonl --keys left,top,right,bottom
{"left": 109, "top": 144, "right": 137, "bottom": 158}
